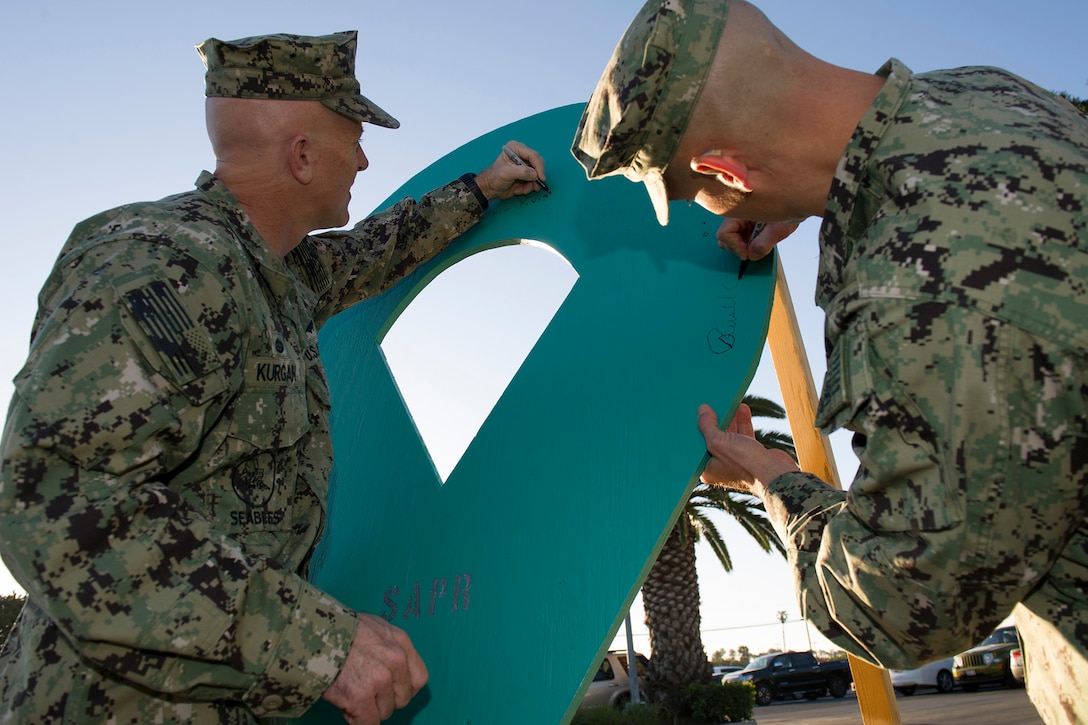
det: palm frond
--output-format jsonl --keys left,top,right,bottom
{"left": 687, "top": 484, "right": 785, "bottom": 558}
{"left": 755, "top": 430, "right": 797, "bottom": 460}
{"left": 689, "top": 509, "right": 733, "bottom": 572}
{"left": 639, "top": 393, "right": 796, "bottom": 685}
{"left": 742, "top": 394, "right": 787, "bottom": 420}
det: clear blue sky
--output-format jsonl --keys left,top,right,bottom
{"left": 1, "top": 0, "right": 1084, "bottom": 658}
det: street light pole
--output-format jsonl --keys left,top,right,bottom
{"left": 777, "top": 610, "right": 788, "bottom": 651}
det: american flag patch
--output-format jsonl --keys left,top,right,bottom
{"left": 123, "top": 280, "right": 212, "bottom": 381}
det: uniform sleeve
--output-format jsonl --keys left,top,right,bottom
{"left": 0, "top": 241, "right": 357, "bottom": 716}
{"left": 761, "top": 297, "right": 1088, "bottom": 669}
{"left": 306, "top": 176, "right": 487, "bottom": 323}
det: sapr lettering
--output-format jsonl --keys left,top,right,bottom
{"left": 381, "top": 573, "right": 472, "bottom": 621}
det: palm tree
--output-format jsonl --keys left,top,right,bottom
{"left": 0, "top": 592, "right": 26, "bottom": 646}
{"left": 641, "top": 395, "right": 794, "bottom": 697}
{"left": 1056, "top": 91, "right": 1087, "bottom": 115}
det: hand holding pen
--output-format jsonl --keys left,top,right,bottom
{"left": 502, "top": 144, "right": 550, "bottom": 192}
{"left": 737, "top": 222, "right": 764, "bottom": 279}
{"left": 726, "top": 221, "right": 800, "bottom": 278}
{"left": 471, "top": 141, "right": 549, "bottom": 201}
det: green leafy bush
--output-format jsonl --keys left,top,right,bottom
{"left": 571, "top": 706, "right": 625, "bottom": 725}
{"left": 620, "top": 703, "right": 664, "bottom": 725}
{"left": 570, "top": 704, "right": 664, "bottom": 725}
{"left": 683, "top": 681, "right": 755, "bottom": 723}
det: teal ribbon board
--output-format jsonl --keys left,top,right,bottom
{"left": 298, "top": 103, "right": 776, "bottom": 724}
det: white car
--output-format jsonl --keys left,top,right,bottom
{"left": 579, "top": 650, "right": 649, "bottom": 710}
{"left": 713, "top": 665, "right": 743, "bottom": 683}
{"left": 889, "top": 657, "right": 956, "bottom": 696}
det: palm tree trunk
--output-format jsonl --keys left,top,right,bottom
{"left": 642, "top": 518, "right": 713, "bottom": 692}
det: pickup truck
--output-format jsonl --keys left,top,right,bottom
{"left": 721, "top": 651, "right": 852, "bottom": 706}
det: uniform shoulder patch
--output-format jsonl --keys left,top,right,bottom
{"left": 121, "top": 280, "right": 216, "bottom": 382}
{"left": 288, "top": 238, "right": 332, "bottom": 295}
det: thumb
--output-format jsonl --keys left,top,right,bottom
{"left": 749, "top": 221, "right": 800, "bottom": 260}
{"left": 697, "top": 404, "right": 721, "bottom": 436}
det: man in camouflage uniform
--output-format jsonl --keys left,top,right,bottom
{"left": 0, "top": 31, "right": 547, "bottom": 724}
{"left": 572, "top": 1, "right": 1087, "bottom": 722}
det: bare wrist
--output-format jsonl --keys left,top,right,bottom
{"left": 471, "top": 169, "right": 500, "bottom": 202}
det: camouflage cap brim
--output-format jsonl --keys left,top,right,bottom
{"left": 571, "top": 0, "right": 729, "bottom": 225}
{"left": 634, "top": 169, "right": 670, "bottom": 226}
{"left": 321, "top": 95, "right": 400, "bottom": 129}
{"left": 197, "top": 31, "right": 400, "bottom": 129}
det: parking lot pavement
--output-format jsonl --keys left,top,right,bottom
{"left": 749, "top": 686, "right": 1042, "bottom": 724}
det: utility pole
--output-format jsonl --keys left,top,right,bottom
{"left": 625, "top": 614, "right": 640, "bottom": 707}
{"left": 777, "top": 610, "right": 788, "bottom": 651}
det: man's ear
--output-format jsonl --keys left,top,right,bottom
{"left": 288, "top": 134, "right": 314, "bottom": 185}
{"left": 690, "top": 150, "right": 753, "bottom": 193}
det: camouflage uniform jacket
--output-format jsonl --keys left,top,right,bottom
{"left": 0, "top": 171, "right": 487, "bottom": 723}
{"left": 761, "top": 60, "right": 1088, "bottom": 723}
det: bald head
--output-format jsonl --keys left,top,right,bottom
{"left": 575, "top": 0, "right": 884, "bottom": 224}
{"left": 668, "top": 0, "right": 885, "bottom": 221}
{"left": 207, "top": 97, "right": 338, "bottom": 171}
{"left": 204, "top": 97, "right": 367, "bottom": 256}
{"left": 690, "top": 1, "right": 805, "bottom": 140}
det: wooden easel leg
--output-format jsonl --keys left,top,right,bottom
{"left": 766, "top": 260, "right": 902, "bottom": 725}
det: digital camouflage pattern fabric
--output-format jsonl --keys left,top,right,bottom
{"left": 571, "top": 0, "right": 729, "bottom": 226}
{"left": 760, "top": 60, "right": 1088, "bottom": 724}
{"left": 0, "top": 171, "right": 486, "bottom": 722}
{"left": 198, "top": 31, "right": 400, "bottom": 129}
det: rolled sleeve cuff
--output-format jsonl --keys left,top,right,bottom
{"left": 242, "top": 581, "right": 358, "bottom": 718}
{"left": 762, "top": 471, "right": 849, "bottom": 554}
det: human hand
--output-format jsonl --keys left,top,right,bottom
{"left": 715, "top": 219, "right": 799, "bottom": 261}
{"left": 321, "top": 613, "right": 428, "bottom": 724}
{"left": 697, "top": 403, "right": 799, "bottom": 496}
{"left": 473, "top": 140, "right": 548, "bottom": 201}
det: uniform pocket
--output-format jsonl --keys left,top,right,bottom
{"left": 211, "top": 380, "right": 309, "bottom": 534}
{"left": 116, "top": 278, "right": 228, "bottom": 406}
{"left": 816, "top": 331, "right": 963, "bottom": 533}
{"left": 814, "top": 332, "right": 869, "bottom": 434}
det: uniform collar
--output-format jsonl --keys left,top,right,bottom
{"left": 816, "top": 58, "right": 914, "bottom": 309}
{"left": 194, "top": 171, "right": 305, "bottom": 304}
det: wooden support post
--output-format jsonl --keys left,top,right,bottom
{"left": 766, "top": 260, "right": 902, "bottom": 725}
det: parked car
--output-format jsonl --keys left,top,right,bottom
{"left": 721, "top": 651, "right": 852, "bottom": 706}
{"left": 579, "top": 650, "right": 650, "bottom": 710}
{"left": 1010, "top": 648, "right": 1025, "bottom": 684}
{"left": 952, "top": 626, "right": 1021, "bottom": 691}
{"left": 712, "top": 665, "right": 743, "bottom": 683}
{"left": 889, "top": 657, "right": 955, "bottom": 696}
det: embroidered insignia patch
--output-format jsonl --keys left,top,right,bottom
{"left": 123, "top": 280, "right": 212, "bottom": 380}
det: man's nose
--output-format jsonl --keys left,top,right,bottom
{"left": 357, "top": 146, "right": 369, "bottom": 172}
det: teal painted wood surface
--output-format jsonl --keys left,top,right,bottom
{"left": 297, "top": 104, "right": 776, "bottom": 724}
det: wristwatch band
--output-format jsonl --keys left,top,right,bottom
{"left": 459, "top": 172, "right": 489, "bottom": 211}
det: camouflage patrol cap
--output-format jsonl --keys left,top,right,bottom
{"left": 571, "top": 0, "right": 728, "bottom": 225}
{"left": 196, "top": 31, "right": 399, "bottom": 128}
